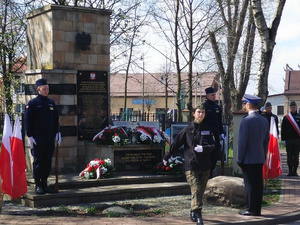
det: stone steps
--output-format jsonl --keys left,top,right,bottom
{"left": 22, "top": 173, "right": 190, "bottom": 208}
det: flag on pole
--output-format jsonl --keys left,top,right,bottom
{"left": 0, "top": 114, "right": 27, "bottom": 199}
{"left": 0, "top": 114, "right": 13, "bottom": 197}
{"left": 263, "top": 116, "right": 282, "bottom": 179}
{"left": 10, "top": 115, "right": 27, "bottom": 199}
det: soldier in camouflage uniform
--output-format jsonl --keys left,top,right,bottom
{"left": 163, "top": 103, "right": 215, "bottom": 225}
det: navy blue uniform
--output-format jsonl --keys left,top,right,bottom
{"left": 25, "top": 94, "right": 59, "bottom": 180}
{"left": 203, "top": 99, "right": 224, "bottom": 171}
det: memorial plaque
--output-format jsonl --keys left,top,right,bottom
{"left": 77, "top": 70, "right": 108, "bottom": 140}
{"left": 114, "top": 149, "right": 163, "bottom": 172}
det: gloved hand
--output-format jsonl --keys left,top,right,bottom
{"left": 28, "top": 137, "right": 36, "bottom": 149}
{"left": 194, "top": 145, "right": 203, "bottom": 153}
{"left": 282, "top": 140, "right": 286, "bottom": 146}
{"left": 163, "top": 159, "right": 168, "bottom": 166}
{"left": 221, "top": 134, "right": 226, "bottom": 140}
{"left": 56, "top": 132, "right": 62, "bottom": 146}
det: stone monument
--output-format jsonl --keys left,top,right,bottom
{"left": 25, "top": 5, "right": 111, "bottom": 172}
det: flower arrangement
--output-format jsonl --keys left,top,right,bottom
{"left": 151, "top": 156, "right": 185, "bottom": 175}
{"left": 135, "top": 126, "right": 170, "bottom": 145}
{"left": 92, "top": 126, "right": 129, "bottom": 145}
{"left": 79, "top": 158, "right": 116, "bottom": 179}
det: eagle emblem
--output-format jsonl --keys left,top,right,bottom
{"left": 76, "top": 32, "right": 91, "bottom": 51}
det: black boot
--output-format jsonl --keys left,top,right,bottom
{"left": 42, "top": 178, "right": 56, "bottom": 193}
{"left": 293, "top": 167, "right": 298, "bottom": 176}
{"left": 35, "top": 179, "right": 45, "bottom": 195}
{"left": 287, "top": 166, "right": 293, "bottom": 176}
{"left": 194, "top": 210, "right": 204, "bottom": 225}
{"left": 190, "top": 211, "right": 197, "bottom": 222}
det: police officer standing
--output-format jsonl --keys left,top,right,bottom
{"left": 203, "top": 87, "right": 225, "bottom": 178}
{"left": 281, "top": 101, "right": 300, "bottom": 176}
{"left": 25, "top": 79, "right": 61, "bottom": 194}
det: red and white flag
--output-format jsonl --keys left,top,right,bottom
{"left": 0, "top": 114, "right": 13, "bottom": 197}
{"left": 10, "top": 115, "right": 27, "bottom": 199}
{"left": 0, "top": 114, "right": 27, "bottom": 199}
{"left": 263, "top": 116, "right": 282, "bottom": 179}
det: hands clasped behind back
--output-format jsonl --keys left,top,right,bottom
{"left": 28, "top": 137, "right": 36, "bottom": 149}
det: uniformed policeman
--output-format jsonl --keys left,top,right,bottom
{"left": 203, "top": 87, "right": 225, "bottom": 178}
{"left": 25, "top": 79, "right": 61, "bottom": 194}
{"left": 281, "top": 101, "right": 300, "bottom": 176}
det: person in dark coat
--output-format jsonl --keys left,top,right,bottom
{"left": 261, "top": 102, "right": 279, "bottom": 134}
{"left": 203, "top": 87, "right": 225, "bottom": 178}
{"left": 25, "top": 79, "right": 61, "bottom": 194}
{"left": 163, "top": 103, "right": 215, "bottom": 225}
{"left": 281, "top": 101, "right": 300, "bottom": 176}
{"left": 236, "top": 94, "right": 269, "bottom": 216}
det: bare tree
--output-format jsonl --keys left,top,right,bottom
{"left": 0, "top": 0, "right": 30, "bottom": 115}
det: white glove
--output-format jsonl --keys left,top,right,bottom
{"left": 28, "top": 137, "right": 36, "bottom": 149}
{"left": 163, "top": 159, "right": 168, "bottom": 166}
{"left": 56, "top": 132, "right": 62, "bottom": 146}
{"left": 282, "top": 141, "right": 286, "bottom": 146}
{"left": 221, "top": 134, "right": 226, "bottom": 140}
{"left": 194, "top": 145, "right": 203, "bottom": 153}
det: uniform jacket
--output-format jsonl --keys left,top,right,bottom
{"left": 164, "top": 122, "right": 215, "bottom": 171}
{"left": 281, "top": 112, "right": 300, "bottom": 141}
{"left": 25, "top": 94, "right": 59, "bottom": 137}
{"left": 203, "top": 99, "right": 224, "bottom": 135}
{"left": 236, "top": 111, "right": 269, "bottom": 165}
{"left": 261, "top": 111, "right": 279, "bottom": 134}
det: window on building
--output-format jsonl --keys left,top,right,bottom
{"left": 277, "top": 105, "right": 284, "bottom": 115}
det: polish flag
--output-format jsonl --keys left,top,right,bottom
{"left": 10, "top": 115, "right": 27, "bottom": 199}
{"left": 0, "top": 114, "right": 27, "bottom": 199}
{"left": 263, "top": 116, "right": 282, "bottom": 179}
{"left": 0, "top": 114, "right": 13, "bottom": 197}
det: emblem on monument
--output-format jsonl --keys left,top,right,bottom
{"left": 76, "top": 32, "right": 91, "bottom": 51}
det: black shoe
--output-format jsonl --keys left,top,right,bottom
{"left": 287, "top": 171, "right": 293, "bottom": 176}
{"left": 35, "top": 186, "right": 45, "bottom": 195}
{"left": 238, "top": 210, "right": 259, "bottom": 216}
{"left": 190, "top": 211, "right": 196, "bottom": 222}
{"left": 43, "top": 186, "right": 57, "bottom": 193}
{"left": 194, "top": 210, "right": 204, "bottom": 225}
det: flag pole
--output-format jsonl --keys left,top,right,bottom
{"left": 54, "top": 143, "right": 59, "bottom": 193}
{"left": 0, "top": 174, "right": 3, "bottom": 214}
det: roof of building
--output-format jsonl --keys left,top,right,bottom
{"left": 110, "top": 72, "right": 220, "bottom": 98}
{"left": 284, "top": 68, "right": 300, "bottom": 95}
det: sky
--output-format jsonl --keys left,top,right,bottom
{"left": 253, "top": 1, "right": 300, "bottom": 95}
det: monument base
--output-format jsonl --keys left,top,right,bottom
{"left": 83, "top": 143, "right": 165, "bottom": 173}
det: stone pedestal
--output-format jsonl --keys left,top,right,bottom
{"left": 78, "top": 143, "right": 165, "bottom": 173}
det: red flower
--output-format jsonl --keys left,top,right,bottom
{"left": 94, "top": 165, "right": 99, "bottom": 170}
{"left": 87, "top": 166, "right": 93, "bottom": 172}
{"left": 99, "top": 160, "right": 105, "bottom": 165}
{"left": 156, "top": 166, "right": 160, "bottom": 169}
{"left": 161, "top": 165, "right": 165, "bottom": 170}
{"left": 114, "top": 133, "right": 118, "bottom": 136}
{"left": 166, "top": 166, "right": 170, "bottom": 171}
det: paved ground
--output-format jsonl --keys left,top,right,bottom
{"left": 1, "top": 151, "right": 300, "bottom": 224}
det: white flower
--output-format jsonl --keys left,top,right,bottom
{"left": 153, "top": 135, "right": 161, "bottom": 143}
{"left": 90, "top": 160, "right": 99, "bottom": 167}
{"left": 101, "top": 167, "right": 108, "bottom": 174}
{"left": 104, "top": 158, "right": 111, "bottom": 165}
{"left": 112, "top": 135, "right": 121, "bottom": 143}
{"left": 140, "top": 133, "right": 148, "bottom": 141}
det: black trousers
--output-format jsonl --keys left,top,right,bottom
{"left": 286, "top": 138, "right": 300, "bottom": 168}
{"left": 241, "top": 164, "right": 263, "bottom": 215}
{"left": 30, "top": 136, "right": 55, "bottom": 180}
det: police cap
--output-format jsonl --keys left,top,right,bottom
{"left": 244, "top": 94, "right": 261, "bottom": 104}
{"left": 36, "top": 78, "right": 48, "bottom": 87}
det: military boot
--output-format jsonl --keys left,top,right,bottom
{"left": 194, "top": 210, "right": 204, "bottom": 225}
{"left": 190, "top": 211, "right": 197, "bottom": 222}
{"left": 35, "top": 179, "right": 45, "bottom": 195}
{"left": 287, "top": 166, "right": 293, "bottom": 176}
{"left": 42, "top": 178, "right": 56, "bottom": 193}
{"left": 293, "top": 167, "right": 298, "bottom": 176}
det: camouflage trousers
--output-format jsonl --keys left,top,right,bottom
{"left": 185, "top": 170, "right": 210, "bottom": 211}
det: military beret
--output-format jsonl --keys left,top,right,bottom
{"left": 36, "top": 78, "right": 48, "bottom": 87}
{"left": 265, "top": 102, "right": 272, "bottom": 107}
{"left": 290, "top": 101, "right": 297, "bottom": 107}
{"left": 244, "top": 94, "right": 261, "bottom": 104}
{"left": 205, "top": 87, "right": 215, "bottom": 94}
